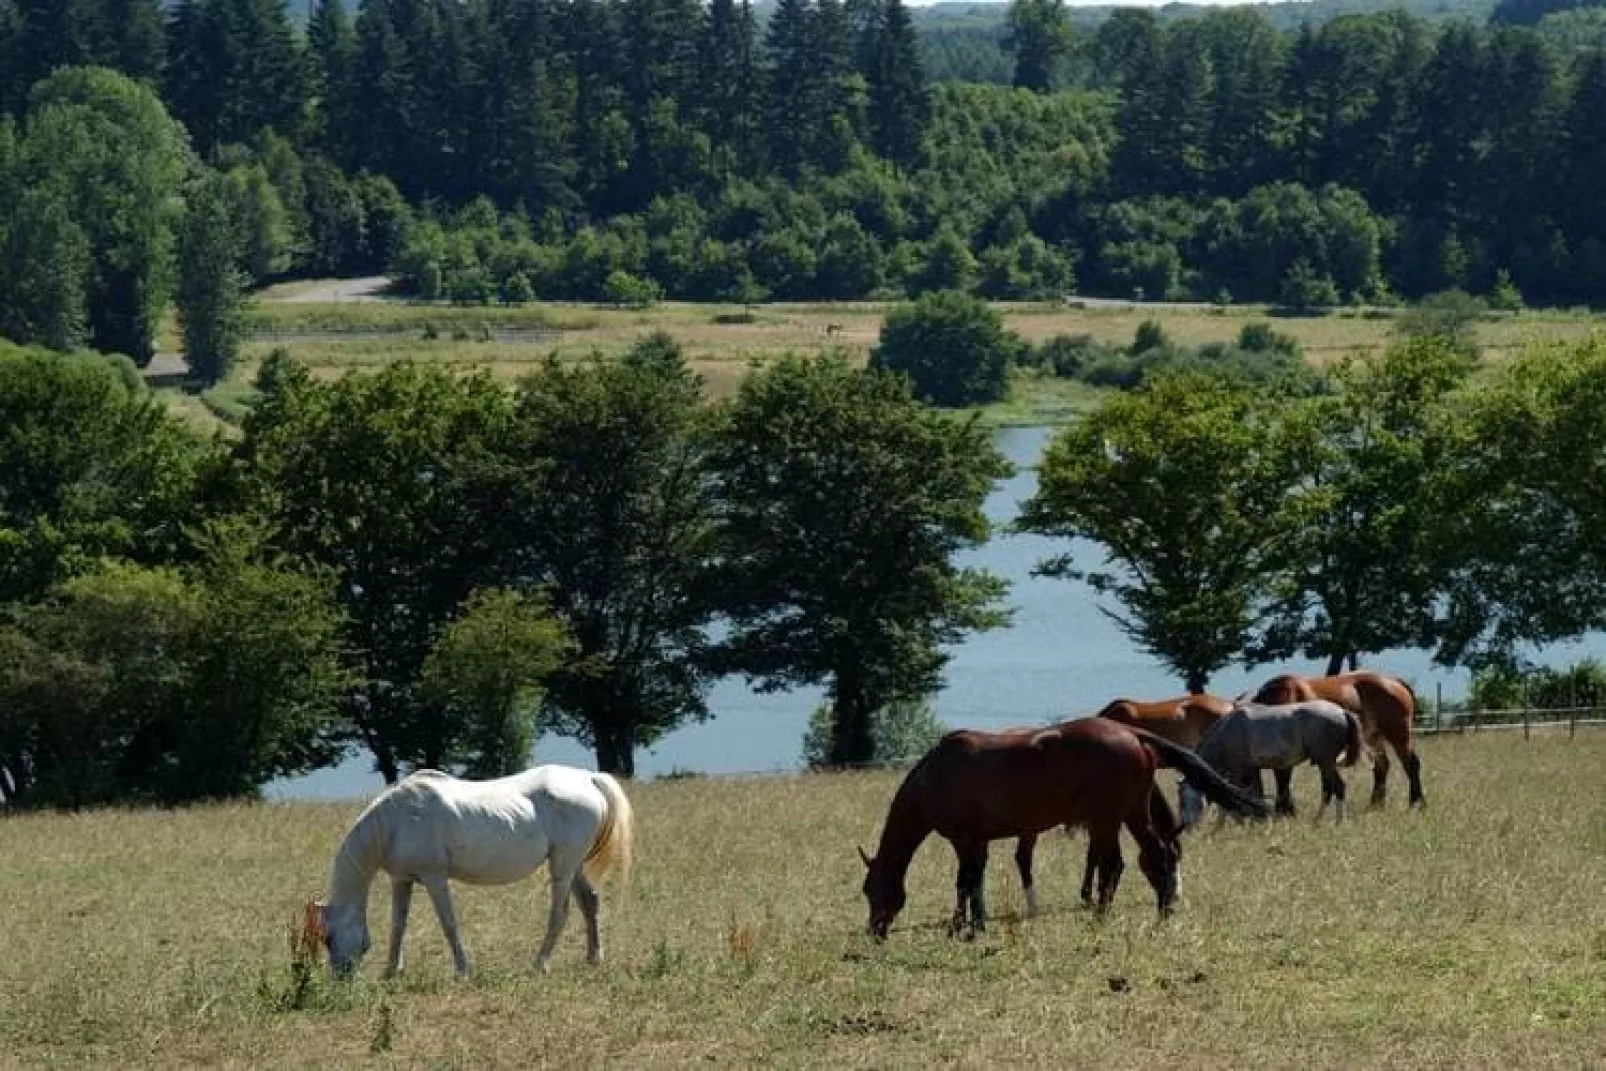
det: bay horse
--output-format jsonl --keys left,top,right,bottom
{"left": 858, "top": 718, "right": 1268, "bottom": 939}
{"left": 1251, "top": 670, "right": 1424, "bottom": 808}
{"left": 1096, "top": 694, "right": 1233, "bottom": 750}
{"left": 1179, "top": 700, "right": 1363, "bottom": 827}
{"left": 313, "top": 765, "right": 634, "bottom": 977}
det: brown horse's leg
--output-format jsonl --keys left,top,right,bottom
{"left": 1272, "top": 767, "right": 1296, "bottom": 817}
{"left": 1089, "top": 824, "right": 1124, "bottom": 913}
{"left": 1316, "top": 761, "right": 1346, "bottom": 823}
{"left": 1366, "top": 730, "right": 1391, "bottom": 808}
{"left": 950, "top": 842, "right": 988, "bottom": 937}
{"left": 1402, "top": 748, "right": 1425, "bottom": 808}
{"left": 1385, "top": 721, "right": 1425, "bottom": 808}
{"left": 1080, "top": 838, "right": 1097, "bottom": 907}
{"left": 1014, "top": 834, "right": 1039, "bottom": 917}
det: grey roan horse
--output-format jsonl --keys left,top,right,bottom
{"left": 1179, "top": 700, "right": 1363, "bottom": 826}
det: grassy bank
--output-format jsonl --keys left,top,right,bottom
{"left": 3, "top": 731, "right": 1604, "bottom": 1068}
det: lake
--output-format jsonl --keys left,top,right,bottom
{"left": 272, "top": 425, "right": 1606, "bottom": 798}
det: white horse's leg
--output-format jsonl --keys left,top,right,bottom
{"left": 385, "top": 877, "right": 413, "bottom": 978}
{"left": 420, "top": 874, "right": 471, "bottom": 976}
{"left": 536, "top": 849, "right": 585, "bottom": 973}
{"left": 571, "top": 872, "right": 603, "bottom": 965}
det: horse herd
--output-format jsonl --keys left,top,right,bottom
{"left": 307, "top": 669, "right": 1423, "bottom": 976}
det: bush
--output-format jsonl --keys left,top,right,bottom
{"left": 1237, "top": 322, "right": 1301, "bottom": 357}
{"left": 1131, "top": 319, "right": 1171, "bottom": 355}
{"left": 604, "top": 270, "right": 663, "bottom": 308}
{"left": 1469, "top": 658, "right": 1606, "bottom": 713}
{"left": 1030, "top": 333, "right": 1119, "bottom": 379}
{"left": 501, "top": 272, "right": 535, "bottom": 306}
{"left": 1397, "top": 289, "right": 1487, "bottom": 361}
{"left": 801, "top": 699, "right": 949, "bottom": 770}
{"left": 1488, "top": 269, "right": 1525, "bottom": 313}
{"left": 1081, "top": 352, "right": 1144, "bottom": 389}
{"left": 870, "top": 289, "right": 1023, "bottom": 406}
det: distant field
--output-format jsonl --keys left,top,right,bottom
{"left": 3, "top": 732, "right": 1604, "bottom": 1068}
{"left": 146, "top": 294, "right": 1606, "bottom": 432}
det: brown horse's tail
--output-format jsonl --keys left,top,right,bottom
{"left": 1340, "top": 709, "right": 1364, "bottom": 767}
{"left": 1126, "top": 728, "right": 1270, "bottom": 820}
{"left": 1398, "top": 677, "right": 1420, "bottom": 723}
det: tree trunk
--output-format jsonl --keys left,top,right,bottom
{"left": 1185, "top": 669, "right": 1208, "bottom": 695}
{"left": 1325, "top": 651, "right": 1346, "bottom": 676}
{"left": 594, "top": 727, "right": 636, "bottom": 778}
{"left": 830, "top": 663, "right": 877, "bottom": 766}
{"left": 373, "top": 744, "right": 399, "bottom": 785}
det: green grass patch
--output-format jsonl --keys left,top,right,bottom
{"left": 244, "top": 301, "right": 600, "bottom": 335}
{"left": 969, "top": 372, "right": 1108, "bottom": 427}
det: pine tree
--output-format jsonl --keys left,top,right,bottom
{"left": 307, "top": 0, "right": 355, "bottom": 157}
{"left": 1004, "top": 0, "right": 1072, "bottom": 93}
{"left": 1562, "top": 50, "right": 1606, "bottom": 250}
{"left": 764, "top": 0, "right": 818, "bottom": 175}
{"left": 867, "top": 0, "right": 928, "bottom": 170}
{"left": 165, "top": 0, "right": 306, "bottom": 155}
{"left": 347, "top": 0, "right": 416, "bottom": 188}
{"left": 702, "top": 0, "right": 761, "bottom": 171}
{"left": 103, "top": 0, "right": 165, "bottom": 84}
{"left": 0, "top": 1, "right": 22, "bottom": 114}
{"left": 814, "top": 0, "right": 863, "bottom": 164}
{"left": 562, "top": 0, "right": 632, "bottom": 207}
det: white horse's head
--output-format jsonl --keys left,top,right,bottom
{"left": 314, "top": 899, "right": 370, "bottom": 977}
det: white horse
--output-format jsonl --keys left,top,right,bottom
{"left": 313, "top": 764, "right": 634, "bottom": 977}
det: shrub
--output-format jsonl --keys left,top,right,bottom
{"left": 870, "top": 289, "right": 1023, "bottom": 406}
{"left": 1030, "top": 333, "right": 1119, "bottom": 379}
{"left": 801, "top": 699, "right": 948, "bottom": 770}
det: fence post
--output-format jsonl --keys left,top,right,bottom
{"left": 1435, "top": 682, "right": 1443, "bottom": 731}
{"left": 1523, "top": 705, "right": 1531, "bottom": 741}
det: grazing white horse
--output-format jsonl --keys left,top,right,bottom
{"left": 313, "top": 764, "right": 634, "bottom": 978}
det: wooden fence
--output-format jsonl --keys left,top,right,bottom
{"left": 1416, "top": 705, "right": 1606, "bottom": 740}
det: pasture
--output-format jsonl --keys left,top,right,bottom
{"left": 155, "top": 296, "right": 1606, "bottom": 432}
{"left": 3, "top": 732, "right": 1605, "bottom": 1068}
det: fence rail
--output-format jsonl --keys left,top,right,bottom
{"left": 1417, "top": 704, "right": 1606, "bottom": 739}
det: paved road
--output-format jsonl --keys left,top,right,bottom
{"left": 262, "top": 276, "right": 395, "bottom": 303}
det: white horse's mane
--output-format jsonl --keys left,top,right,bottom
{"left": 329, "top": 772, "right": 446, "bottom": 907}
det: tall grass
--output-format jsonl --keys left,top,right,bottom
{"left": 2, "top": 732, "right": 1604, "bottom": 1067}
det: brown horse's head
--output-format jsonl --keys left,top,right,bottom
{"left": 859, "top": 846, "right": 905, "bottom": 939}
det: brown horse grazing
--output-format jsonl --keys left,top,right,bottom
{"left": 1251, "top": 671, "right": 1424, "bottom": 808}
{"left": 858, "top": 719, "right": 1268, "bottom": 939}
{"left": 1096, "top": 694, "right": 1233, "bottom": 751}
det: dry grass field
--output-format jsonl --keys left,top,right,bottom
{"left": 138, "top": 297, "right": 1601, "bottom": 430}
{"left": 4, "top": 731, "right": 1605, "bottom": 1069}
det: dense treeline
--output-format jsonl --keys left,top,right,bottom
{"left": 0, "top": 334, "right": 1007, "bottom": 803}
{"left": 6, "top": 0, "right": 1606, "bottom": 333}
{"left": 6, "top": 322, "right": 1606, "bottom": 804}
{"left": 1018, "top": 336, "right": 1606, "bottom": 694}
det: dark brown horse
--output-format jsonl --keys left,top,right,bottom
{"left": 1096, "top": 694, "right": 1233, "bottom": 751}
{"left": 1251, "top": 670, "right": 1424, "bottom": 808}
{"left": 858, "top": 719, "right": 1268, "bottom": 938}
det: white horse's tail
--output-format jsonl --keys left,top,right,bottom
{"left": 585, "top": 772, "right": 635, "bottom": 889}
